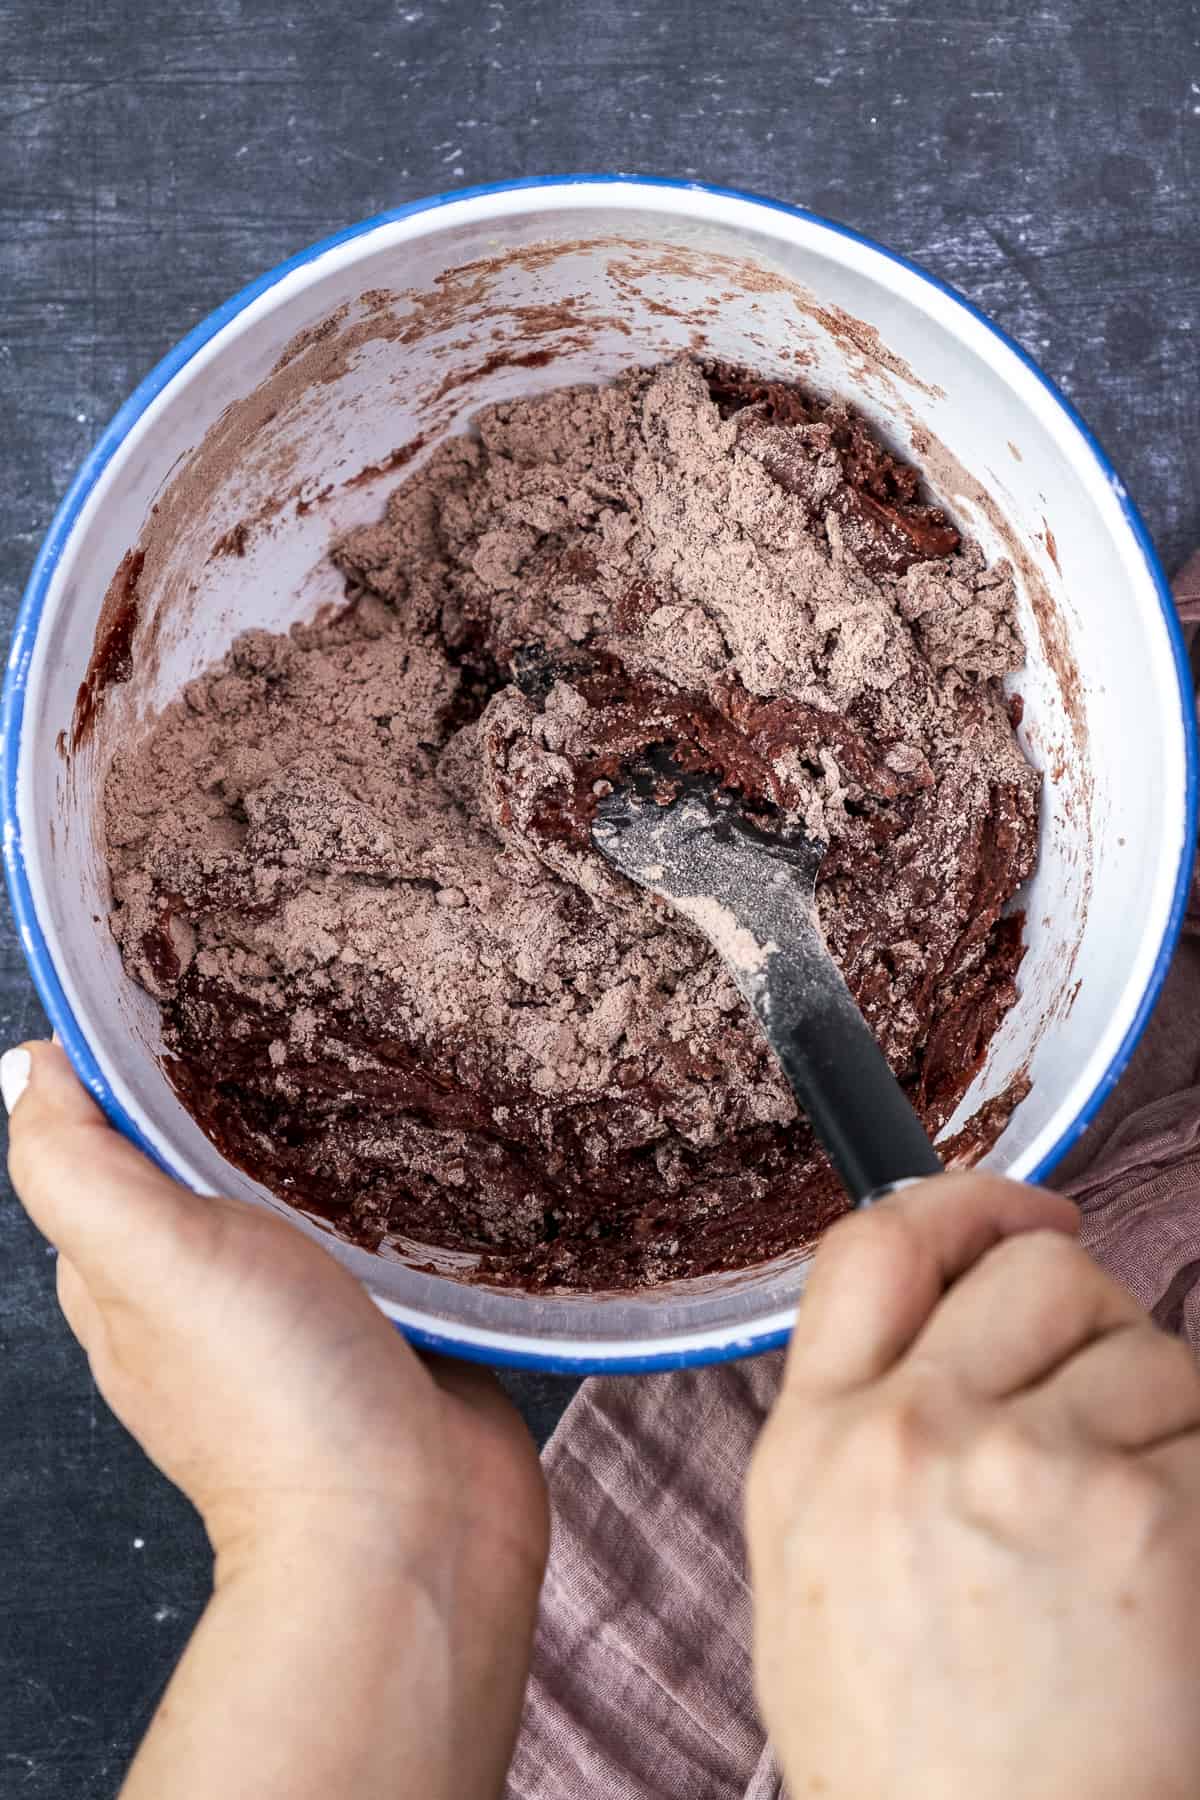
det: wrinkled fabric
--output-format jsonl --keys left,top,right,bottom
{"left": 507, "top": 559, "right": 1200, "bottom": 1800}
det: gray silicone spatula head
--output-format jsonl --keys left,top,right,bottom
{"left": 590, "top": 749, "right": 941, "bottom": 1207}
{"left": 592, "top": 751, "right": 824, "bottom": 979}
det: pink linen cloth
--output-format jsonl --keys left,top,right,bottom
{"left": 506, "top": 557, "right": 1200, "bottom": 1800}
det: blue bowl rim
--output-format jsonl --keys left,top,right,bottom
{"left": 4, "top": 173, "right": 1197, "bottom": 1377}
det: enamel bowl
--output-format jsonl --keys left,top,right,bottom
{"left": 5, "top": 177, "right": 1195, "bottom": 1371}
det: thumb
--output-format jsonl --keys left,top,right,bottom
{"left": 5, "top": 1040, "right": 207, "bottom": 1286}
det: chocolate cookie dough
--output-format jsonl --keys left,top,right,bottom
{"left": 104, "top": 357, "right": 1039, "bottom": 1291}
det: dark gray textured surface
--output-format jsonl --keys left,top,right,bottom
{"left": 2, "top": 1, "right": 1198, "bottom": 1792}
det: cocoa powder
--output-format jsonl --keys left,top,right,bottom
{"left": 104, "top": 358, "right": 1039, "bottom": 1290}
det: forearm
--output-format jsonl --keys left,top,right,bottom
{"left": 120, "top": 1512, "right": 523, "bottom": 1800}
{"left": 6, "top": 1046, "right": 548, "bottom": 1800}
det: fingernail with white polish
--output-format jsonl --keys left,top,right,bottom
{"left": 1, "top": 1048, "right": 32, "bottom": 1115}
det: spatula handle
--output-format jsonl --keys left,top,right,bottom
{"left": 753, "top": 949, "right": 943, "bottom": 1206}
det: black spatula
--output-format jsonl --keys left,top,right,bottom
{"left": 590, "top": 751, "right": 942, "bottom": 1208}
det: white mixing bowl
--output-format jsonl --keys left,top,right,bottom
{"left": 4, "top": 177, "right": 1196, "bottom": 1372}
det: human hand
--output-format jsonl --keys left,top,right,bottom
{"left": 746, "top": 1174, "right": 1200, "bottom": 1800}
{"left": 6, "top": 1040, "right": 548, "bottom": 1799}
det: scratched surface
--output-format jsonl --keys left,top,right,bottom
{"left": 2, "top": 0, "right": 1199, "bottom": 1791}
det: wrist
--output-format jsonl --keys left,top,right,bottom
{"left": 207, "top": 1485, "right": 454, "bottom": 1598}
{"left": 126, "top": 1495, "right": 470, "bottom": 1800}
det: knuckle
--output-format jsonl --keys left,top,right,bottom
{"left": 1141, "top": 1327, "right": 1200, "bottom": 1392}
{"left": 173, "top": 1193, "right": 278, "bottom": 1279}
{"left": 822, "top": 1202, "right": 911, "bottom": 1264}
{"left": 997, "top": 1226, "right": 1091, "bottom": 1282}
{"left": 152, "top": 1193, "right": 226, "bottom": 1275}
{"left": 815, "top": 1210, "right": 881, "bottom": 1271}
{"left": 814, "top": 1205, "right": 923, "bottom": 1296}
{"left": 961, "top": 1414, "right": 1063, "bottom": 1529}
{"left": 127, "top": 1192, "right": 256, "bottom": 1302}
{"left": 849, "top": 1390, "right": 938, "bottom": 1489}
{"left": 1088, "top": 1457, "right": 1174, "bottom": 1545}
{"left": 989, "top": 1229, "right": 1124, "bottom": 1319}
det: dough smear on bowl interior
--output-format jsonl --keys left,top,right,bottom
{"left": 103, "top": 356, "right": 1039, "bottom": 1291}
